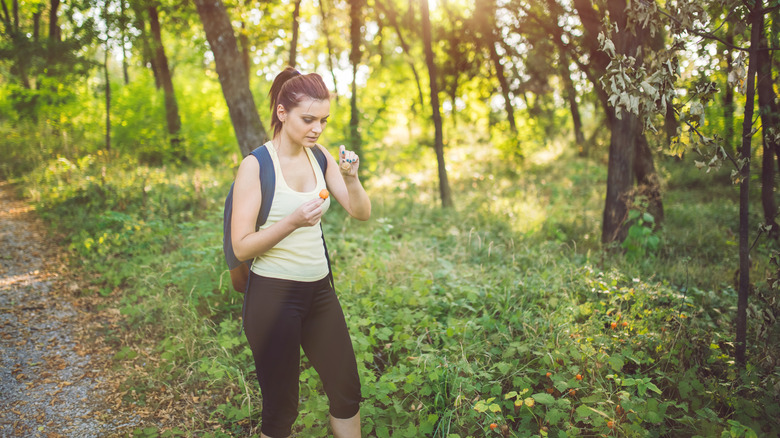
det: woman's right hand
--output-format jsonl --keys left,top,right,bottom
{"left": 289, "top": 198, "right": 326, "bottom": 228}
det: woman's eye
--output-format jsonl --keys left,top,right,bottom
{"left": 303, "top": 118, "right": 313, "bottom": 123}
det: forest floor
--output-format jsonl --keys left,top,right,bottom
{"left": 0, "top": 181, "right": 141, "bottom": 437}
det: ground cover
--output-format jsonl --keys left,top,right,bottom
{"left": 20, "top": 144, "right": 779, "bottom": 437}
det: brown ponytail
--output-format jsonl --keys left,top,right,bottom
{"left": 269, "top": 67, "right": 331, "bottom": 138}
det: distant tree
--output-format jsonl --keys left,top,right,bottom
{"left": 420, "top": 0, "right": 452, "bottom": 207}
{"left": 147, "top": 2, "right": 182, "bottom": 153}
{"left": 349, "top": 0, "right": 363, "bottom": 154}
{"left": 193, "top": 0, "right": 268, "bottom": 157}
{"left": 289, "top": 0, "right": 301, "bottom": 67}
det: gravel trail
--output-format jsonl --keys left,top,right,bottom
{"left": 0, "top": 181, "right": 140, "bottom": 437}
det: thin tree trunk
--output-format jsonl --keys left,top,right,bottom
{"left": 318, "top": 0, "right": 339, "bottom": 102}
{"left": 602, "top": 114, "right": 639, "bottom": 243}
{"left": 735, "top": 2, "right": 762, "bottom": 367}
{"left": 559, "top": 49, "right": 584, "bottom": 151}
{"left": 420, "top": 0, "right": 452, "bottom": 208}
{"left": 239, "top": 22, "right": 250, "bottom": 77}
{"left": 349, "top": 0, "right": 362, "bottom": 154}
{"left": 289, "top": 0, "right": 301, "bottom": 67}
{"left": 104, "top": 0, "right": 111, "bottom": 151}
{"left": 194, "top": 0, "right": 268, "bottom": 157}
{"left": 757, "top": 16, "right": 779, "bottom": 236}
{"left": 120, "top": 0, "right": 129, "bottom": 84}
{"left": 723, "top": 25, "right": 736, "bottom": 154}
{"left": 148, "top": 4, "right": 182, "bottom": 152}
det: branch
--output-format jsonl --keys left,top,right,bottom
{"left": 0, "top": 0, "right": 10, "bottom": 33}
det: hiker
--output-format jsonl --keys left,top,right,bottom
{"left": 230, "top": 67, "right": 370, "bottom": 438}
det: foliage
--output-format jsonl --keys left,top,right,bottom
{"left": 21, "top": 142, "right": 780, "bottom": 437}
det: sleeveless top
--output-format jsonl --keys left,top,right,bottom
{"left": 250, "top": 143, "right": 331, "bottom": 282}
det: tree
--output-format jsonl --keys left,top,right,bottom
{"left": 349, "top": 0, "right": 363, "bottom": 154}
{"left": 289, "top": 0, "right": 301, "bottom": 67}
{"left": 193, "top": 0, "right": 268, "bottom": 157}
{"left": 420, "top": 0, "right": 452, "bottom": 207}
{"left": 147, "top": 2, "right": 182, "bottom": 153}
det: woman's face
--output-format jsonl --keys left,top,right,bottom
{"left": 279, "top": 98, "right": 330, "bottom": 148}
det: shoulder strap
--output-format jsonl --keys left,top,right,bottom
{"left": 250, "top": 144, "right": 276, "bottom": 229}
{"left": 309, "top": 146, "right": 334, "bottom": 288}
{"left": 310, "top": 145, "right": 328, "bottom": 175}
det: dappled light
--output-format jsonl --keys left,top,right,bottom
{"left": 1, "top": 0, "right": 779, "bottom": 437}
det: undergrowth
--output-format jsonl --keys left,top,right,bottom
{"left": 20, "top": 146, "right": 780, "bottom": 438}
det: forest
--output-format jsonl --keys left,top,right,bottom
{"left": 1, "top": 0, "right": 779, "bottom": 436}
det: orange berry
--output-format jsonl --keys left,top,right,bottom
{"left": 610, "top": 322, "right": 618, "bottom": 329}
{"left": 607, "top": 420, "right": 615, "bottom": 429}
{"left": 489, "top": 423, "right": 498, "bottom": 430}
{"left": 568, "top": 389, "right": 577, "bottom": 396}
{"left": 576, "top": 374, "right": 583, "bottom": 381}
{"left": 319, "top": 189, "right": 329, "bottom": 199}
{"left": 621, "top": 321, "right": 628, "bottom": 327}
{"left": 546, "top": 372, "right": 552, "bottom": 378}
{"left": 546, "top": 387, "right": 555, "bottom": 394}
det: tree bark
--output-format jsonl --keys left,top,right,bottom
{"left": 420, "top": 0, "right": 452, "bottom": 208}
{"left": 559, "top": 49, "right": 584, "bottom": 152}
{"left": 735, "top": 2, "right": 763, "bottom": 367}
{"left": 194, "top": 0, "right": 268, "bottom": 157}
{"left": 349, "top": 0, "right": 363, "bottom": 154}
{"left": 148, "top": 4, "right": 182, "bottom": 151}
{"left": 48, "top": 0, "right": 59, "bottom": 43}
{"left": 289, "top": 0, "right": 301, "bottom": 68}
{"left": 318, "top": 0, "right": 339, "bottom": 102}
{"left": 757, "top": 16, "right": 779, "bottom": 236}
{"left": 723, "top": 25, "right": 736, "bottom": 154}
{"left": 120, "top": 0, "right": 129, "bottom": 84}
{"left": 104, "top": 0, "right": 111, "bottom": 151}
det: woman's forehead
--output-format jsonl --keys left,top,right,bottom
{"left": 295, "top": 98, "right": 330, "bottom": 116}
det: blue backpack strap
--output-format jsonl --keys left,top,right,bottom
{"left": 310, "top": 146, "right": 334, "bottom": 289}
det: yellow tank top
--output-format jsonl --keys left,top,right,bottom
{"left": 250, "top": 144, "right": 331, "bottom": 282}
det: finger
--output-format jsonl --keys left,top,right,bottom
{"left": 339, "top": 145, "right": 346, "bottom": 161}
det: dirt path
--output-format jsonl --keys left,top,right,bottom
{"left": 0, "top": 181, "right": 141, "bottom": 437}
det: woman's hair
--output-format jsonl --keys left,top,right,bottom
{"left": 269, "top": 67, "right": 331, "bottom": 137}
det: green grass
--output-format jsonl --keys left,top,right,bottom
{"left": 21, "top": 144, "right": 780, "bottom": 437}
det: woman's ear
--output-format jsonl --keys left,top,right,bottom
{"left": 277, "top": 104, "right": 287, "bottom": 122}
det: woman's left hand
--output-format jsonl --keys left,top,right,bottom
{"left": 339, "top": 145, "right": 359, "bottom": 177}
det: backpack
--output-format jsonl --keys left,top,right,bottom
{"left": 222, "top": 144, "right": 332, "bottom": 293}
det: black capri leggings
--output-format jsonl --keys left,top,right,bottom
{"left": 243, "top": 272, "right": 361, "bottom": 438}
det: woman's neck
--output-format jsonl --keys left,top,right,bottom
{"left": 272, "top": 136, "right": 305, "bottom": 159}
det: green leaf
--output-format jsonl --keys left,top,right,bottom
{"left": 532, "top": 393, "right": 556, "bottom": 405}
{"left": 609, "top": 354, "right": 625, "bottom": 372}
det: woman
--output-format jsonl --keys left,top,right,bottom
{"left": 231, "top": 67, "right": 370, "bottom": 438}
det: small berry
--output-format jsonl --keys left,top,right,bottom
{"left": 568, "top": 389, "right": 577, "bottom": 396}
{"left": 621, "top": 321, "right": 628, "bottom": 327}
{"left": 611, "top": 322, "right": 618, "bottom": 329}
{"left": 319, "top": 189, "right": 329, "bottom": 199}
{"left": 546, "top": 372, "right": 552, "bottom": 378}
{"left": 576, "top": 374, "right": 583, "bottom": 381}
{"left": 607, "top": 420, "right": 615, "bottom": 429}
{"left": 489, "top": 423, "right": 498, "bottom": 431}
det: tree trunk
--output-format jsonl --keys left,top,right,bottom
{"left": 723, "top": 25, "right": 736, "bottom": 154}
{"left": 757, "top": 17, "right": 780, "bottom": 236}
{"left": 194, "top": 0, "right": 268, "bottom": 157}
{"left": 120, "top": 0, "right": 129, "bottom": 84}
{"left": 602, "top": 113, "right": 639, "bottom": 243}
{"left": 48, "top": 0, "right": 60, "bottom": 45}
{"left": 735, "top": 2, "right": 763, "bottom": 367}
{"left": 239, "top": 22, "right": 250, "bottom": 78}
{"left": 420, "top": 0, "right": 452, "bottom": 208}
{"left": 634, "top": 131, "right": 664, "bottom": 225}
{"left": 131, "top": 2, "right": 160, "bottom": 89}
{"left": 318, "top": 0, "right": 339, "bottom": 103}
{"left": 349, "top": 0, "right": 362, "bottom": 154}
{"left": 148, "top": 4, "right": 182, "bottom": 152}
{"left": 104, "top": 0, "right": 111, "bottom": 151}
{"left": 289, "top": 0, "right": 301, "bottom": 68}
{"left": 559, "top": 49, "right": 584, "bottom": 152}
{"left": 480, "top": 0, "right": 516, "bottom": 133}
